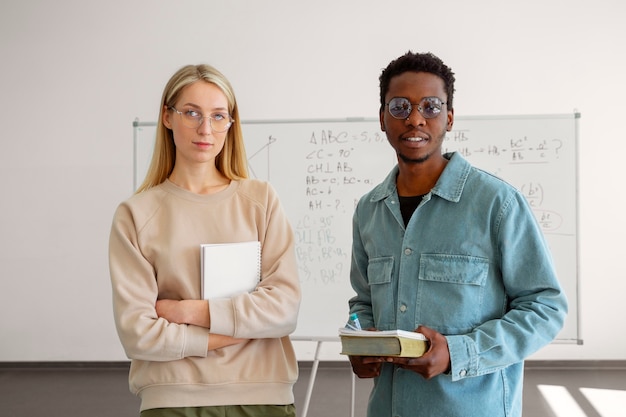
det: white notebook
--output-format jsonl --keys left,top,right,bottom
{"left": 200, "top": 241, "right": 261, "bottom": 299}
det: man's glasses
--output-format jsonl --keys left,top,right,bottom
{"left": 386, "top": 97, "right": 446, "bottom": 120}
{"left": 169, "top": 106, "right": 233, "bottom": 132}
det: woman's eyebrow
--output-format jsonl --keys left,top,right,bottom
{"left": 180, "top": 102, "right": 228, "bottom": 112}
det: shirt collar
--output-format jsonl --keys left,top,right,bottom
{"left": 370, "top": 152, "right": 471, "bottom": 203}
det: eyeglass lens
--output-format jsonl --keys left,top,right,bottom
{"left": 171, "top": 107, "right": 233, "bottom": 132}
{"left": 387, "top": 97, "right": 445, "bottom": 119}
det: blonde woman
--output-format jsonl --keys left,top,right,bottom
{"left": 109, "top": 64, "right": 301, "bottom": 417}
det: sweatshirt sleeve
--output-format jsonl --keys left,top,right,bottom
{"left": 109, "top": 202, "right": 209, "bottom": 361}
{"left": 209, "top": 184, "right": 302, "bottom": 339}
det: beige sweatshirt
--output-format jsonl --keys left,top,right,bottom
{"left": 109, "top": 179, "right": 301, "bottom": 411}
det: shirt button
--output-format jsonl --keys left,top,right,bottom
{"left": 459, "top": 369, "right": 467, "bottom": 377}
{"left": 399, "top": 305, "right": 407, "bottom": 313}
{"left": 404, "top": 248, "right": 412, "bottom": 255}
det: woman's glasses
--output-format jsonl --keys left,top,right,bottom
{"left": 169, "top": 106, "right": 233, "bottom": 132}
{"left": 386, "top": 97, "right": 446, "bottom": 120}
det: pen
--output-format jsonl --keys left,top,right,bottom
{"left": 345, "top": 312, "right": 362, "bottom": 331}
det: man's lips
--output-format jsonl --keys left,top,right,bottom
{"left": 402, "top": 131, "right": 429, "bottom": 143}
{"left": 403, "top": 136, "right": 427, "bottom": 142}
{"left": 401, "top": 132, "right": 429, "bottom": 143}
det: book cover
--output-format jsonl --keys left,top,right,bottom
{"left": 338, "top": 328, "right": 429, "bottom": 357}
{"left": 201, "top": 241, "right": 261, "bottom": 299}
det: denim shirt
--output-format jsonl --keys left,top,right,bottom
{"left": 349, "top": 152, "right": 568, "bottom": 417}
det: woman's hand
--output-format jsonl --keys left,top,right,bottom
{"left": 156, "top": 299, "right": 248, "bottom": 351}
{"left": 208, "top": 333, "right": 248, "bottom": 351}
{"left": 155, "top": 299, "right": 211, "bottom": 328}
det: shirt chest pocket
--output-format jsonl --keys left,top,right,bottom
{"left": 417, "top": 253, "right": 489, "bottom": 334}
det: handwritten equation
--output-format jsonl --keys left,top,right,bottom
{"left": 445, "top": 129, "right": 564, "bottom": 164}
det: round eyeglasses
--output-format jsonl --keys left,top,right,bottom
{"left": 168, "top": 106, "right": 233, "bottom": 132}
{"left": 386, "top": 97, "right": 446, "bottom": 120}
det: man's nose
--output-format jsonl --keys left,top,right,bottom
{"left": 404, "top": 106, "right": 426, "bottom": 127}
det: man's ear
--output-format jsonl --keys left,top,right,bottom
{"left": 379, "top": 110, "right": 386, "bottom": 132}
{"left": 446, "top": 108, "right": 454, "bottom": 131}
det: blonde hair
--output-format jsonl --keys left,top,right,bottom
{"left": 136, "top": 64, "right": 248, "bottom": 193}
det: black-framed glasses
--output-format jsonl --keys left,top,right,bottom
{"left": 168, "top": 106, "right": 233, "bottom": 132}
{"left": 386, "top": 97, "right": 446, "bottom": 120}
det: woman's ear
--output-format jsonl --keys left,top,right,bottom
{"left": 162, "top": 105, "right": 172, "bottom": 129}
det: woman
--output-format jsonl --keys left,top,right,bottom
{"left": 109, "top": 64, "right": 301, "bottom": 417}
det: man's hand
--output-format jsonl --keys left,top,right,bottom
{"left": 384, "top": 325, "right": 450, "bottom": 379}
{"left": 349, "top": 355, "right": 384, "bottom": 378}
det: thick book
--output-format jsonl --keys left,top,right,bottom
{"left": 338, "top": 328, "right": 429, "bottom": 357}
{"left": 201, "top": 241, "right": 261, "bottom": 299}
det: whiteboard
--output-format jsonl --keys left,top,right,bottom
{"left": 133, "top": 113, "right": 580, "bottom": 343}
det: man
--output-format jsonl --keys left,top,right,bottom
{"left": 347, "top": 51, "right": 567, "bottom": 417}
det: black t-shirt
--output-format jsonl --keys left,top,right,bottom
{"left": 398, "top": 194, "right": 425, "bottom": 227}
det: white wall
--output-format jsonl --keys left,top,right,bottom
{"left": 0, "top": 0, "right": 624, "bottom": 362}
